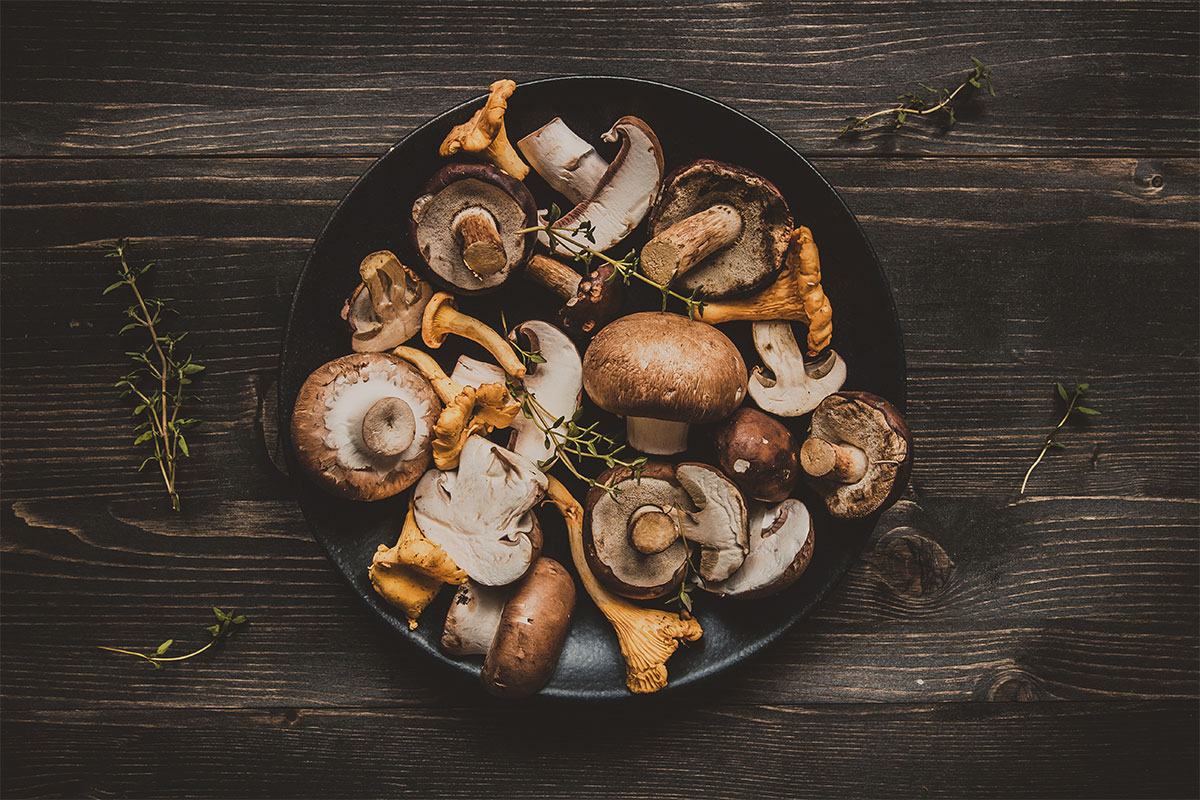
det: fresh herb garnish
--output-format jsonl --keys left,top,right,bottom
{"left": 98, "top": 607, "right": 247, "bottom": 669}
{"left": 665, "top": 509, "right": 699, "bottom": 618}
{"left": 840, "top": 56, "right": 996, "bottom": 137}
{"left": 103, "top": 239, "right": 203, "bottom": 511}
{"left": 1019, "top": 380, "right": 1100, "bottom": 494}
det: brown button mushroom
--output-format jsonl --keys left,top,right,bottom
{"left": 801, "top": 392, "right": 912, "bottom": 519}
{"left": 341, "top": 250, "right": 434, "bottom": 353}
{"left": 642, "top": 160, "right": 792, "bottom": 299}
{"left": 702, "top": 498, "right": 814, "bottom": 599}
{"left": 290, "top": 353, "right": 441, "bottom": 501}
{"left": 714, "top": 407, "right": 799, "bottom": 503}
{"left": 582, "top": 312, "right": 748, "bottom": 455}
{"left": 482, "top": 557, "right": 576, "bottom": 698}
{"left": 583, "top": 463, "right": 691, "bottom": 600}
{"left": 438, "top": 79, "right": 530, "bottom": 179}
{"left": 411, "top": 164, "right": 537, "bottom": 292}
{"left": 522, "top": 253, "right": 624, "bottom": 339}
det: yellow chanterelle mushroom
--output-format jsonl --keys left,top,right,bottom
{"left": 438, "top": 79, "right": 530, "bottom": 180}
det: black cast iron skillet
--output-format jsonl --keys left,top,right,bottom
{"left": 279, "top": 76, "right": 906, "bottom": 700}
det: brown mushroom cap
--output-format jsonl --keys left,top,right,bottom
{"left": 714, "top": 407, "right": 799, "bottom": 502}
{"left": 703, "top": 498, "right": 814, "bottom": 599}
{"left": 806, "top": 391, "right": 912, "bottom": 519}
{"left": 583, "top": 463, "right": 689, "bottom": 600}
{"left": 647, "top": 159, "right": 792, "bottom": 299}
{"left": 411, "top": 163, "right": 537, "bottom": 293}
{"left": 583, "top": 312, "right": 748, "bottom": 424}
{"left": 290, "top": 353, "right": 441, "bottom": 501}
{"left": 482, "top": 557, "right": 576, "bottom": 698}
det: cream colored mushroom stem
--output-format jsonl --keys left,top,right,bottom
{"left": 422, "top": 293, "right": 526, "bottom": 379}
{"left": 391, "top": 346, "right": 463, "bottom": 405}
{"left": 800, "top": 437, "right": 868, "bottom": 483}
{"left": 361, "top": 396, "right": 416, "bottom": 456}
{"left": 640, "top": 204, "right": 743, "bottom": 285}
{"left": 453, "top": 208, "right": 506, "bottom": 278}
{"left": 542, "top": 475, "right": 702, "bottom": 694}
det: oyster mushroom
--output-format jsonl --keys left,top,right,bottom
{"left": 341, "top": 250, "right": 434, "bottom": 352}
{"left": 412, "top": 164, "right": 537, "bottom": 291}
{"left": 746, "top": 322, "right": 847, "bottom": 417}
{"left": 802, "top": 392, "right": 912, "bottom": 519}
{"left": 540, "top": 116, "right": 664, "bottom": 255}
{"left": 422, "top": 292, "right": 526, "bottom": 379}
{"left": 542, "top": 475, "right": 703, "bottom": 694}
{"left": 642, "top": 160, "right": 792, "bottom": 299}
{"left": 438, "top": 79, "right": 529, "bottom": 179}
{"left": 714, "top": 406, "right": 799, "bottom": 502}
{"left": 583, "top": 312, "right": 747, "bottom": 455}
{"left": 703, "top": 499, "right": 814, "bottom": 599}
{"left": 517, "top": 117, "right": 609, "bottom": 205}
{"left": 412, "top": 435, "right": 547, "bottom": 586}
{"left": 290, "top": 353, "right": 441, "bottom": 501}
{"left": 523, "top": 253, "right": 624, "bottom": 339}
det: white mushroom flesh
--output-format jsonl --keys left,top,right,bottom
{"left": 322, "top": 363, "right": 436, "bottom": 474}
{"left": 517, "top": 117, "right": 610, "bottom": 206}
{"left": 706, "top": 499, "right": 811, "bottom": 596}
{"left": 748, "top": 321, "right": 847, "bottom": 417}
{"left": 441, "top": 581, "right": 511, "bottom": 656}
{"left": 413, "top": 435, "right": 547, "bottom": 586}
{"left": 675, "top": 464, "right": 748, "bottom": 582}
{"left": 625, "top": 416, "right": 690, "bottom": 455}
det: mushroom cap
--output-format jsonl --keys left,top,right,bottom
{"left": 583, "top": 463, "right": 690, "bottom": 600}
{"left": 411, "top": 163, "right": 537, "bottom": 293}
{"left": 290, "top": 353, "right": 441, "bottom": 501}
{"left": 808, "top": 391, "right": 912, "bottom": 519}
{"left": 648, "top": 159, "right": 792, "bottom": 299}
{"left": 703, "top": 499, "right": 814, "bottom": 599}
{"left": 582, "top": 312, "right": 748, "bottom": 423}
{"left": 340, "top": 252, "right": 433, "bottom": 352}
{"left": 675, "top": 463, "right": 749, "bottom": 581}
{"left": 482, "top": 557, "right": 576, "bottom": 698}
{"left": 714, "top": 406, "right": 799, "bottom": 502}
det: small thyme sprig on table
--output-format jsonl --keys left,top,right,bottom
{"left": 1020, "top": 380, "right": 1100, "bottom": 494}
{"left": 103, "top": 239, "right": 204, "bottom": 512}
{"left": 517, "top": 207, "right": 707, "bottom": 320}
{"left": 98, "top": 607, "right": 247, "bottom": 669}
{"left": 840, "top": 56, "right": 996, "bottom": 137}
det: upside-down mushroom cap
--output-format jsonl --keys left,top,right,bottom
{"left": 290, "top": 353, "right": 441, "bottom": 501}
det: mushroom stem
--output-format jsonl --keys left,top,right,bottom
{"left": 629, "top": 506, "right": 680, "bottom": 555}
{"left": 361, "top": 397, "right": 416, "bottom": 456}
{"left": 524, "top": 253, "right": 582, "bottom": 299}
{"left": 453, "top": 207, "right": 507, "bottom": 278}
{"left": 641, "top": 204, "right": 743, "bottom": 285}
{"left": 541, "top": 476, "right": 702, "bottom": 694}
{"left": 800, "top": 436, "right": 868, "bottom": 483}
{"left": 361, "top": 250, "right": 406, "bottom": 318}
{"left": 517, "top": 117, "right": 610, "bottom": 206}
{"left": 390, "top": 346, "right": 463, "bottom": 405}
{"left": 422, "top": 293, "right": 526, "bottom": 379}
{"left": 626, "top": 416, "right": 690, "bottom": 455}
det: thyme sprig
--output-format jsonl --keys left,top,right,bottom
{"left": 103, "top": 239, "right": 203, "bottom": 512}
{"left": 98, "top": 607, "right": 247, "bottom": 669}
{"left": 840, "top": 56, "right": 996, "bottom": 137}
{"left": 516, "top": 207, "right": 707, "bottom": 320}
{"left": 1019, "top": 380, "right": 1100, "bottom": 494}
{"left": 664, "top": 506, "right": 700, "bottom": 618}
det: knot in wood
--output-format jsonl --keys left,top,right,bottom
{"left": 978, "top": 668, "right": 1043, "bottom": 702}
{"left": 866, "top": 525, "right": 954, "bottom": 598}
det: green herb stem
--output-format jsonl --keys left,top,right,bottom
{"left": 1019, "top": 381, "right": 1099, "bottom": 494}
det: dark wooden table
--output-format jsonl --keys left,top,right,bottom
{"left": 2, "top": 2, "right": 1197, "bottom": 798}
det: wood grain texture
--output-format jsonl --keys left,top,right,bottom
{"left": 1, "top": 1, "right": 1198, "bottom": 157}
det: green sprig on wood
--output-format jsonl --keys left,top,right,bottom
{"left": 98, "top": 607, "right": 247, "bottom": 669}
{"left": 1020, "top": 380, "right": 1100, "bottom": 494}
{"left": 840, "top": 56, "right": 996, "bottom": 137}
{"left": 103, "top": 239, "right": 203, "bottom": 512}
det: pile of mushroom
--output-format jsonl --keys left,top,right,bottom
{"left": 288, "top": 77, "right": 912, "bottom": 699}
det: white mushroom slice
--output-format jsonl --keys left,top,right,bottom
{"left": 675, "top": 463, "right": 749, "bottom": 582}
{"left": 450, "top": 354, "right": 507, "bottom": 390}
{"left": 539, "top": 116, "right": 664, "bottom": 255}
{"left": 704, "top": 499, "right": 814, "bottom": 598}
{"left": 441, "top": 581, "right": 511, "bottom": 656}
{"left": 747, "top": 321, "right": 847, "bottom": 417}
{"left": 517, "top": 117, "right": 610, "bottom": 206}
{"left": 412, "top": 435, "right": 547, "bottom": 586}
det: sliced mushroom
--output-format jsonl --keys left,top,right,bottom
{"left": 341, "top": 251, "right": 434, "bottom": 352}
{"left": 517, "top": 117, "right": 609, "bottom": 205}
{"left": 542, "top": 475, "right": 703, "bottom": 694}
{"left": 642, "top": 160, "right": 792, "bottom": 299}
{"left": 412, "top": 435, "right": 547, "bottom": 586}
{"left": 441, "top": 581, "right": 511, "bottom": 656}
{"left": 675, "top": 463, "right": 748, "bottom": 582}
{"left": 746, "top": 322, "right": 847, "bottom": 417}
{"left": 714, "top": 407, "right": 799, "bottom": 503}
{"left": 802, "top": 392, "right": 912, "bottom": 519}
{"left": 438, "top": 79, "right": 529, "bottom": 179}
{"left": 523, "top": 253, "right": 624, "bottom": 339}
{"left": 541, "top": 116, "right": 664, "bottom": 255}
{"left": 703, "top": 499, "right": 814, "bottom": 599}
{"left": 412, "top": 164, "right": 537, "bottom": 291}
{"left": 583, "top": 463, "right": 690, "bottom": 600}
{"left": 482, "top": 557, "right": 576, "bottom": 698}
{"left": 290, "top": 353, "right": 441, "bottom": 501}
{"left": 422, "top": 292, "right": 526, "bottom": 378}
{"left": 583, "top": 312, "right": 747, "bottom": 455}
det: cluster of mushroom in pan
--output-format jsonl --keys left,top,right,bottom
{"left": 290, "top": 79, "right": 911, "bottom": 698}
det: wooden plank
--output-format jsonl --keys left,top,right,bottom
{"left": 2, "top": 1, "right": 1197, "bottom": 157}
{"left": 2, "top": 704, "right": 1197, "bottom": 798}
